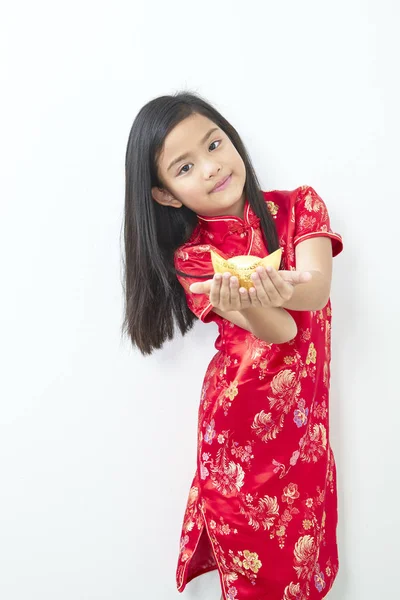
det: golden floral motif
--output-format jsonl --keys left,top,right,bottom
{"left": 188, "top": 486, "right": 198, "bottom": 504}
{"left": 293, "top": 535, "right": 317, "bottom": 579}
{"left": 217, "top": 378, "right": 239, "bottom": 416}
{"left": 283, "top": 356, "right": 296, "bottom": 365}
{"left": 242, "top": 550, "right": 262, "bottom": 573}
{"left": 328, "top": 467, "right": 335, "bottom": 493}
{"left": 282, "top": 582, "right": 302, "bottom": 600}
{"left": 301, "top": 424, "right": 327, "bottom": 463}
{"left": 323, "top": 361, "right": 330, "bottom": 387}
{"left": 267, "top": 201, "right": 279, "bottom": 216}
{"left": 226, "top": 548, "right": 262, "bottom": 585}
{"left": 250, "top": 228, "right": 265, "bottom": 255}
{"left": 298, "top": 214, "right": 317, "bottom": 232}
{"left": 231, "top": 440, "right": 254, "bottom": 464}
{"left": 257, "top": 358, "right": 269, "bottom": 379}
{"left": 304, "top": 194, "right": 322, "bottom": 212}
{"left": 272, "top": 458, "right": 291, "bottom": 479}
{"left": 282, "top": 483, "right": 300, "bottom": 505}
{"left": 321, "top": 511, "right": 326, "bottom": 528}
{"left": 176, "top": 249, "right": 189, "bottom": 261}
{"left": 276, "top": 526, "right": 286, "bottom": 537}
{"left": 200, "top": 452, "right": 212, "bottom": 480}
{"left": 210, "top": 447, "right": 245, "bottom": 495}
{"left": 300, "top": 328, "right": 312, "bottom": 342}
{"left": 180, "top": 547, "right": 192, "bottom": 563}
{"left": 325, "top": 320, "right": 332, "bottom": 351}
{"left": 285, "top": 244, "right": 295, "bottom": 264}
{"left": 220, "top": 354, "right": 232, "bottom": 376}
{"left": 270, "top": 486, "right": 300, "bottom": 549}
{"left": 210, "top": 516, "right": 238, "bottom": 536}
{"left": 268, "top": 369, "right": 302, "bottom": 414}
{"left": 238, "top": 492, "right": 280, "bottom": 531}
{"left": 306, "top": 342, "right": 317, "bottom": 365}
{"left": 245, "top": 336, "right": 274, "bottom": 380}
{"left": 251, "top": 410, "right": 283, "bottom": 443}
{"left": 225, "top": 380, "right": 239, "bottom": 400}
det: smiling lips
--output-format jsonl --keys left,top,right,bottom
{"left": 212, "top": 174, "right": 232, "bottom": 192}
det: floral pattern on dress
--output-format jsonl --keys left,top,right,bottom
{"left": 174, "top": 186, "right": 343, "bottom": 599}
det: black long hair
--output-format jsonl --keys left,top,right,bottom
{"left": 121, "top": 90, "right": 280, "bottom": 356}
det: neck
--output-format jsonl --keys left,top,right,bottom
{"left": 210, "top": 192, "right": 246, "bottom": 220}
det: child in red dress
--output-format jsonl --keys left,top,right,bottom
{"left": 122, "top": 90, "right": 343, "bottom": 600}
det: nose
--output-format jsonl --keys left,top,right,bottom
{"left": 203, "top": 160, "right": 222, "bottom": 179}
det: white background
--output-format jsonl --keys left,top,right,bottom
{"left": 1, "top": 1, "right": 398, "bottom": 599}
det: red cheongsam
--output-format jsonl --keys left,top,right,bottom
{"left": 173, "top": 185, "right": 343, "bottom": 600}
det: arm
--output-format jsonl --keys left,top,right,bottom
{"left": 212, "top": 238, "right": 333, "bottom": 336}
{"left": 192, "top": 268, "right": 309, "bottom": 343}
{"left": 281, "top": 237, "right": 333, "bottom": 311}
{"left": 239, "top": 306, "right": 298, "bottom": 344}
{"left": 212, "top": 305, "right": 297, "bottom": 343}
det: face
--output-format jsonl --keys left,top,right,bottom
{"left": 152, "top": 113, "right": 247, "bottom": 218}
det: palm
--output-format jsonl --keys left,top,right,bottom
{"left": 189, "top": 270, "right": 311, "bottom": 295}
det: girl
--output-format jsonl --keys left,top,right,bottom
{"left": 122, "top": 91, "right": 343, "bottom": 600}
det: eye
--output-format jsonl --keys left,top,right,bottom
{"left": 177, "top": 140, "right": 222, "bottom": 176}
{"left": 209, "top": 139, "right": 221, "bottom": 151}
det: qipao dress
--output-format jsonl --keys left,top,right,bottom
{"left": 173, "top": 185, "right": 343, "bottom": 600}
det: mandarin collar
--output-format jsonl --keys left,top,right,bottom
{"left": 196, "top": 199, "right": 261, "bottom": 242}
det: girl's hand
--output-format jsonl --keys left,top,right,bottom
{"left": 191, "top": 272, "right": 253, "bottom": 312}
{"left": 247, "top": 266, "right": 312, "bottom": 308}
{"left": 189, "top": 267, "right": 312, "bottom": 310}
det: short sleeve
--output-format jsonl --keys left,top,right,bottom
{"left": 293, "top": 186, "right": 343, "bottom": 257}
{"left": 174, "top": 244, "right": 218, "bottom": 323}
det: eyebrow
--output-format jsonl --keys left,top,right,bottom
{"left": 167, "top": 127, "right": 220, "bottom": 172}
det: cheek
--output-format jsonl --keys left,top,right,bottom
{"left": 178, "top": 177, "right": 199, "bottom": 194}
{"left": 176, "top": 179, "right": 204, "bottom": 204}
{"left": 229, "top": 146, "right": 245, "bottom": 173}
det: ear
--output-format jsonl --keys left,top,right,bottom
{"left": 151, "top": 186, "right": 183, "bottom": 209}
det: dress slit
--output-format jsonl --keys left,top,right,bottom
{"left": 183, "top": 510, "right": 219, "bottom": 589}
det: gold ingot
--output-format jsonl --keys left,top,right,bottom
{"left": 210, "top": 248, "right": 282, "bottom": 290}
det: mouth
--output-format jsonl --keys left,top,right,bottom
{"left": 211, "top": 174, "right": 232, "bottom": 192}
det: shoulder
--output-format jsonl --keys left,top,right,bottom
{"left": 174, "top": 244, "right": 213, "bottom": 272}
{"left": 173, "top": 230, "right": 215, "bottom": 281}
{"left": 174, "top": 240, "right": 212, "bottom": 268}
{"left": 174, "top": 223, "right": 207, "bottom": 260}
{"left": 261, "top": 184, "right": 315, "bottom": 208}
{"left": 261, "top": 185, "right": 331, "bottom": 222}
{"left": 261, "top": 185, "right": 311, "bottom": 219}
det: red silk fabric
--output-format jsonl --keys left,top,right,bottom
{"left": 173, "top": 186, "right": 343, "bottom": 600}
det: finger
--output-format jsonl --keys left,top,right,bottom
{"left": 209, "top": 274, "right": 222, "bottom": 306}
{"left": 239, "top": 286, "right": 252, "bottom": 308}
{"left": 230, "top": 278, "right": 252, "bottom": 309}
{"left": 278, "top": 270, "right": 312, "bottom": 285}
{"left": 229, "top": 275, "right": 240, "bottom": 308}
{"left": 189, "top": 280, "right": 212, "bottom": 294}
{"left": 251, "top": 269, "right": 275, "bottom": 305}
{"left": 262, "top": 267, "right": 296, "bottom": 300}
{"left": 248, "top": 282, "right": 263, "bottom": 306}
{"left": 219, "top": 272, "right": 232, "bottom": 307}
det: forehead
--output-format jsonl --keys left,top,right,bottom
{"left": 160, "top": 113, "right": 219, "bottom": 166}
